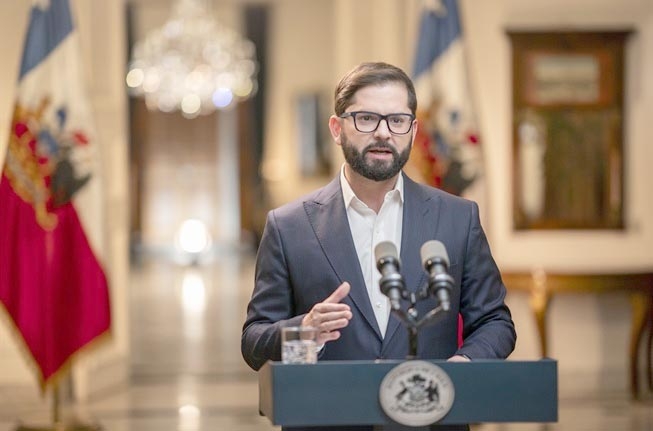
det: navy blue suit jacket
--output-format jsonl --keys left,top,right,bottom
{"left": 242, "top": 173, "right": 516, "bottom": 371}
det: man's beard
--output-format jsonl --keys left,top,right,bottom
{"left": 341, "top": 133, "right": 411, "bottom": 181}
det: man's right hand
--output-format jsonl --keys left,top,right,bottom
{"left": 301, "top": 282, "right": 352, "bottom": 346}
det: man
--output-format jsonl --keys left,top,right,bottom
{"left": 241, "top": 62, "right": 516, "bottom": 430}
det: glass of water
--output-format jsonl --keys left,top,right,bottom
{"left": 281, "top": 326, "right": 318, "bottom": 364}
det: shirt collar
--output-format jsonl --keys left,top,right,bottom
{"left": 340, "top": 164, "right": 404, "bottom": 209}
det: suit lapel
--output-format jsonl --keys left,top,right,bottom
{"left": 382, "top": 175, "right": 442, "bottom": 351}
{"left": 304, "top": 177, "right": 382, "bottom": 340}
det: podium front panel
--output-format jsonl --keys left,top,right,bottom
{"left": 259, "top": 359, "right": 557, "bottom": 427}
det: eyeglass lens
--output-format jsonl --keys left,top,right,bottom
{"left": 349, "top": 112, "right": 413, "bottom": 134}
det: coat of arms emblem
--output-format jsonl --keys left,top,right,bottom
{"left": 379, "top": 360, "right": 455, "bottom": 426}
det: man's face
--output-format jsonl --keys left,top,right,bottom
{"left": 330, "top": 83, "right": 417, "bottom": 182}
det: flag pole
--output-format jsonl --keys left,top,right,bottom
{"left": 15, "top": 381, "right": 103, "bottom": 431}
{"left": 52, "top": 383, "right": 60, "bottom": 426}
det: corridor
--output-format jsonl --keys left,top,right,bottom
{"left": 0, "top": 250, "right": 651, "bottom": 431}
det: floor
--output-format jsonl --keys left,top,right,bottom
{"left": 0, "top": 249, "right": 651, "bottom": 431}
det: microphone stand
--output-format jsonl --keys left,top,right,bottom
{"left": 376, "top": 240, "right": 454, "bottom": 359}
{"left": 388, "top": 289, "right": 449, "bottom": 359}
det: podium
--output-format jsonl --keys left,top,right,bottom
{"left": 259, "top": 359, "right": 557, "bottom": 430}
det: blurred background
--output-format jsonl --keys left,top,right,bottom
{"left": 0, "top": 0, "right": 652, "bottom": 430}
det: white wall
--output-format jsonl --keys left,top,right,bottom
{"left": 263, "top": 0, "right": 337, "bottom": 205}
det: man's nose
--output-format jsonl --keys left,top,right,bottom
{"left": 374, "top": 118, "right": 393, "bottom": 139}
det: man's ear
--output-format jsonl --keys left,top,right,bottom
{"left": 411, "top": 118, "right": 419, "bottom": 142}
{"left": 328, "top": 115, "right": 342, "bottom": 146}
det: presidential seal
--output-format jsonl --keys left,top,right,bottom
{"left": 379, "top": 360, "right": 455, "bottom": 427}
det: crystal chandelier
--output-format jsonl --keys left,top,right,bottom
{"left": 126, "top": 0, "right": 258, "bottom": 118}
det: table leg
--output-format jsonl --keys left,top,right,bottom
{"left": 629, "top": 293, "right": 648, "bottom": 399}
{"left": 530, "top": 286, "right": 551, "bottom": 358}
{"left": 646, "top": 294, "right": 653, "bottom": 392}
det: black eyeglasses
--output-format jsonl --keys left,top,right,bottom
{"left": 339, "top": 111, "right": 415, "bottom": 135}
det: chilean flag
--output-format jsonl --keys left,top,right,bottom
{"left": 411, "top": 0, "right": 485, "bottom": 211}
{"left": 412, "top": 0, "right": 487, "bottom": 348}
{"left": 0, "top": 0, "right": 111, "bottom": 389}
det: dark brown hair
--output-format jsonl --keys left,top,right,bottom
{"left": 333, "top": 62, "right": 417, "bottom": 116}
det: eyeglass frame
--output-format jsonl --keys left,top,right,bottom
{"left": 338, "top": 110, "right": 416, "bottom": 135}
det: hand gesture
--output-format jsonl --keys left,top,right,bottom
{"left": 302, "top": 282, "right": 352, "bottom": 346}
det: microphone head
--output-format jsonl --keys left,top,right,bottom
{"left": 374, "top": 241, "right": 400, "bottom": 264}
{"left": 420, "top": 240, "right": 450, "bottom": 267}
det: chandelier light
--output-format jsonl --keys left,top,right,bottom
{"left": 126, "top": 0, "right": 258, "bottom": 118}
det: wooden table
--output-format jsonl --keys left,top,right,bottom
{"left": 502, "top": 271, "right": 653, "bottom": 399}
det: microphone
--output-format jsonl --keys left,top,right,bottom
{"left": 420, "top": 240, "right": 454, "bottom": 311}
{"left": 374, "top": 241, "right": 405, "bottom": 311}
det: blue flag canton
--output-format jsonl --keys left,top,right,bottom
{"left": 20, "top": 0, "right": 74, "bottom": 80}
{"left": 412, "top": 0, "right": 461, "bottom": 79}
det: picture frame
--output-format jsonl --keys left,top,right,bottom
{"left": 295, "top": 93, "right": 331, "bottom": 177}
{"left": 508, "top": 31, "right": 630, "bottom": 230}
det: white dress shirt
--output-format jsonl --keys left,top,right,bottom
{"left": 340, "top": 166, "right": 404, "bottom": 337}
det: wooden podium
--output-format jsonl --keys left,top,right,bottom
{"left": 259, "top": 359, "right": 557, "bottom": 430}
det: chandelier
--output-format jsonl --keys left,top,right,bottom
{"left": 126, "top": 0, "right": 258, "bottom": 118}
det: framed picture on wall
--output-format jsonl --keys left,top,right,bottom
{"left": 296, "top": 93, "right": 331, "bottom": 177}
{"left": 508, "top": 31, "right": 630, "bottom": 230}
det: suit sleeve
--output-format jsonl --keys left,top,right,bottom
{"left": 456, "top": 202, "right": 517, "bottom": 359}
{"left": 241, "top": 210, "right": 305, "bottom": 371}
